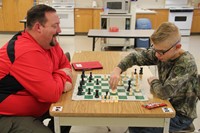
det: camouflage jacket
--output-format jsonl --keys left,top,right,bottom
{"left": 118, "top": 49, "right": 199, "bottom": 119}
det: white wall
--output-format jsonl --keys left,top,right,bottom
{"left": 74, "top": 0, "right": 200, "bottom": 8}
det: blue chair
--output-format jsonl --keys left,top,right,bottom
{"left": 135, "top": 18, "right": 152, "bottom": 49}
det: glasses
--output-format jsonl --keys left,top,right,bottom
{"left": 151, "top": 40, "right": 180, "bottom": 55}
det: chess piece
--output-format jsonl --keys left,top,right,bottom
{"left": 134, "top": 69, "right": 137, "bottom": 75}
{"left": 131, "top": 71, "right": 134, "bottom": 80}
{"left": 95, "top": 90, "right": 99, "bottom": 98}
{"left": 77, "top": 86, "right": 83, "bottom": 95}
{"left": 104, "top": 75, "right": 107, "bottom": 80}
{"left": 101, "top": 95, "right": 105, "bottom": 103}
{"left": 124, "top": 72, "right": 127, "bottom": 80}
{"left": 135, "top": 84, "right": 140, "bottom": 92}
{"left": 96, "top": 79, "right": 99, "bottom": 85}
{"left": 81, "top": 69, "right": 85, "bottom": 78}
{"left": 127, "top": 80, "right": 131, "bottom": 92}
{"left": 118, "top": 76, "right": 123, "bottom": 86}
{"left": 89, "top": 72, "right": 93, "bottom": 80}
{"left": 105, "top": 91, "right": 109, "bottom": 99}
{"left": 139, "top": 67, "right": 143, "bottom": 80}
{"left": 87, "top": 88, "right": 91, "bottom": 95}
{"left": 114, "top": 96, "right": 118, "bottom": 103}
{"left": 129, "top": 89, "right": 133, "bottom": 96}
{"left": 81, "top": 76, "right": 85, "bottom": 85}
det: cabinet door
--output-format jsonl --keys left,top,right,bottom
{"left": 191, "top": 9, "right": 200, "bottom": 33}
{"left": 0, "top": 8, "right": 4, "bottom": 31}
{"left": 154, "top": 9, "right": 169, "bottom": 29}
{"left": 17, "top": 0, "right": 33, "bottom": 30}
{"left": 93, "top": 9, "right": 103, "bottom": 29}
{"left": 2, "top": 0, "right": 33, "bottom": 31}
{"left": 136, "top": 14, "right": 156, "bottom": 29}
{"left": 75, "top": 9, "right": 93, "bottom": 33}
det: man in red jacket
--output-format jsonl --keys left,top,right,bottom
{"left": 0, "top": 4, "right": 72, "bottom": 133}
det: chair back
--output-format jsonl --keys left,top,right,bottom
{"left": 136, "top": 18, "right": 152, "bottom": 29}
{"left": 134, "top": 18, "right": 152, "bottom": 49}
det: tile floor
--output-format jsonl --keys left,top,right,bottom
{"left": 0, "top": 33, "right": 200, "bottom": 133}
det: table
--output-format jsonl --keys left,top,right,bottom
{"left": 50, "top": 51, "right": 175, "bottom": 133}
{"left": 87, "top": 29, "right": 154, "bottom": 51}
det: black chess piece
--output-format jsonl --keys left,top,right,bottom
{"left": 89, "top": 77, "right": 92, "bottom": 82}
{"left": 127, "top": 80, "right": 131, "bottom": 92}
{"left": 139, "top": 67, "right": 143, "bottom": 75}
{"left": 95, "top": 90, "right": 99, "bottom": 98}
{"left": 77, "top": 86, "right": 83, "bottom": 95}
{"left": 96, "top": 79, "right": 99, "bottom": 85}
{"left": 81, "top": 76, "right": 85, "bottom": 85}
{"left": 81, "top": 69, "right": 85, "bottom": 78}
{"left": 87, "top": 88, "right": 91, "bottom": 95}
{"left": 134, "top": 69, "right": 137, "bottom": 74}
{"left": 105, "top": 91, "right": 109, "bottom": 99}
{"left": 89, "top": 72, "right": 93, "bottom": 80}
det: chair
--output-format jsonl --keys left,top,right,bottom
{"left": 134, "top": 18, "right": 152, "bottom": 49}
{"left": 65, "top": 52, "right": 71, "bottom": 62}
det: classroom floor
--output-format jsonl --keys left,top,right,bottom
{"left": 0, "top": 33, "right": 200, "bottom": 133}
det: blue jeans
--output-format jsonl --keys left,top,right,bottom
{"left": 129, "top": 114, "right": 193, "bottom": 133}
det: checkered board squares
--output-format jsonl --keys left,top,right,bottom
{"left": 72, "top": 74, "right": 148, "bottom": 101}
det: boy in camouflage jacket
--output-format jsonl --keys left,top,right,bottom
{"left": 109, "top": 22, "right": 199, "bottom": 133}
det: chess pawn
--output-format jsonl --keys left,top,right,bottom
{"left": 131, "top": 72, "right": 134, "bottom": 80}
{"left": 114, "top": 96, "right": 118, "bottom": 103}
{"left": 135, "top": 73, "right": 138, "bottom": 80}
{"left": 118, "top": 76, "right": 123, "bottom": 86}
{"left": 104, "top": 75, "right": 107, "bottom": 80}
{"left": 123, "top": 72, "right": 127, "bottom": 80}
{"left": 134, "top": 78, "right": 138, "bottom": 87}
{"left": 101, "top": 95, "right": 105, "bottom": 103}
{"left": 135, "top": 83, "right": 140, "bottom": 92}
{"left": 110, "top": 96, "right": 114, "bottom": 103}
{"left": 129, "top": 89, "right": 133, "bottom": 96}
{"left": 139, "top": 74, "right": 143, "bottom": 80}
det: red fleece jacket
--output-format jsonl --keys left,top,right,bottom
{"left": 0, "top": 31, "right": 72, "bottom": 117}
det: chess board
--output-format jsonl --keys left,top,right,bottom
{"left": 72, "top": 74, "right": 148, "bottom": 101}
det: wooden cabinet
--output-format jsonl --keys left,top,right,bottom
{"left": 93, "top": 9, "right": 103, "bottom": 29}
{"left": 191, "top": 9, "right": 200, "bottom": 33}
{"left": 74, "top": 8, "right": 93, "bottom": 33}
{"left": 75, "top": 8, "right": 103, "bottom": 33}
{"left": 0, "top": 8, "right": 4, "bottom": 31}
{"left": 0, "top": 0, "right": 33, "bottom": 32}
{"left": 136, "top": 9, "right": 169, "bottom": 30}
{"left": 154, "top": 9, "right": 169, "bottom": 29}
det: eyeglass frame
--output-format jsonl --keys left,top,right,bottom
{"left": 151, "top": 40, "right": 180, "bottom": 55}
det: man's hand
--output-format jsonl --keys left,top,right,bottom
{"left": 109, "top": 67, "right": 122, "bottom": 90}
{"left": 147, "top": 76, "right": 157, "bottom": 84}
{"left": 60, "top": 68, "right": 72, "bottom": 79}
{"left": 63, "top": 81, "right": 72, "bottom": 93}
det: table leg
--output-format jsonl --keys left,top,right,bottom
{"left": 148, "top": 37, "right": 151, "bottom": 48}
{"left": 54, "top": 117, "right": 61, "bottom": 133}
{"left": 163, "top": 118, "right": 170, "bottom": 133}
{"left": 92, "top": 37, "right": 96, "bottom": 51}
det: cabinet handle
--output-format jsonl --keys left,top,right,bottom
{"left": 76, "top": 15, "right": 80, "bottom": 17}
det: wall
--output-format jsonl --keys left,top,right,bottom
{"left": 74, "top": 0, "right": 165, "bottom": 8}
{"left": 74, "top": 0, "right": 200, "bottom": 8}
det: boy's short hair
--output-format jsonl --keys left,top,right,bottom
{"left": 151, "top": 22, "right": 181, "bottom": 45}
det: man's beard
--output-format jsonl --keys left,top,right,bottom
{"left": 50, "top": 33, "right": 59, "bottom": 46}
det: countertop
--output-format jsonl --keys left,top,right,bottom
{"left": 75, "top": 6, "right": 157, "bottom": 14}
